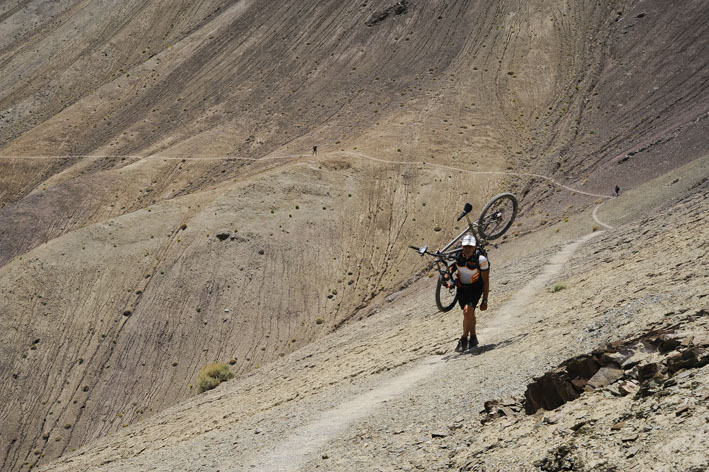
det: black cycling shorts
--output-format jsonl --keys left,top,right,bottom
{"left": 457, "top": 279, "right": 484, "bottom": 310}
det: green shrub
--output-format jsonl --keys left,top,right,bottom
{"left": 197, "top": 363, "right": 234, "bottom": 393}
{"left": 550, "top": 283, "right": 567, "bottom": 293}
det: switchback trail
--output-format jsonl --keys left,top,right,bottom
{"left": 0, "top": 150, "right": 616, "bottom": 228}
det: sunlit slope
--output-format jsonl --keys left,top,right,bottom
{"left": 1, "top": 1, "right": 708, "bottom": 471}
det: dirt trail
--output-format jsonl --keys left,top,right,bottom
{"left": 481, "top": 231, "right": 602, "bottom": 339}
{"left": 248, "top": 358, "right": 442, "bottom": 472}
{"left": 248, "top": 231, "right": 602, "bottom": 471}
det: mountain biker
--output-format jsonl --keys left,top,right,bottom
{"left": 448, "top": 234, "right": 489, "bottom": 351}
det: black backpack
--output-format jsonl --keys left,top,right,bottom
{"left": 455, "top": 246, "right": 489, "bottom": 270}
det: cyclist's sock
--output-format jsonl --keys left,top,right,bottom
{"left": 455, "top": 336, "right": 468, "bottom": 353}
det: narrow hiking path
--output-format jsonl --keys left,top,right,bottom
{"left": 246, "top": 232, "right": 603, "bottom": 471}
{"left": 0, "top": 149, "right": 613, "bottom": 198}
{"left": 1, "top": 150, "right": 616, "bottom": 230}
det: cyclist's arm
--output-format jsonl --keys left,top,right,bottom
{"left": 480, "top": 256, "right": 490, "bottom": 306}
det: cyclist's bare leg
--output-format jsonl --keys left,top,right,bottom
{"left": 463, "top": 305, "right": 476, "bottom": 338}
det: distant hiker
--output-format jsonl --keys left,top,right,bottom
{"left": 313, "top": 145, "right": 318, "bottom": 155}
{"left": 446, "top": 234, "right": 489, "bottom": 352}
{"left": 614, "top": 185, "right": 620, "bottom": 197}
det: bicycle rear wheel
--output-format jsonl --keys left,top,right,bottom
{"left": 435, "top": 271, "right": 458, "bottom": 312}
{"left": 477, "top": 192, "right": 517, "bottom": 240}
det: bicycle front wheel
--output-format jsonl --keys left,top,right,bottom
{"left": 477, "top": 193, "right": 518, "bottom": 240}
{"left": 435, "top": 272, "right": 458, "bottom": 312}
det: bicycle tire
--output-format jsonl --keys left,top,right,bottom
{"left": 435, "top": 269, "right": 458, "bottom": 312}
{"left": 477, "top": 193, "right": 518, "bottom": 240}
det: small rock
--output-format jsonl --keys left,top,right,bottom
{"left": 618, "top": 380, "right": 639, "bottom": 396}
{"left": 431, "top": 432, "right": 448, "bottom": 438}
{"left": 611, "top": 421, "right": 626, "bottom": 431}
{"left": 621, "top": 433, "right": 639, "bottom": 442}
{"left": 680, "top": 336, "right": 694, "bottom": 347}
{"left": 571, "top": 377, "right": 588, "bottom": 391}
{"left": 675, "top": 370, "right": 693, "bottom": 380}
{"left": 602, "top": 351, "right": 631, "bottom": 365}
{"left": 700, "top": 301, "right": 709, "bottom": 316}
{"left": 570, "top": 420, "right": 588, "bottom": 432}
{"left": 386, "top": 292, "right": 400, "bottom": 303}
{"left": 620, "top": 346, "right": 652, "bottom": 369}
{"left": 587, "top": 366, "right": 624, "bottom": 389}
{"left": 216, "top": 232, "right": 230, "bottom": 241}
{"left": 637, "top": 363, "right": 660, "bottom": 381}
{"left": 499, "top": 406, "right": 515, "bottom": 417}
{"left": 501, "top": 397, "right": 518, "bottom": 407}
{"left": 657, "top": 334, "right": 682, "bottom": 353}
{"left": 626, "top": 445, "right": 642, "bottom": 458}
{"left": 675, "top": 405, "right": 691, "bottom": 417}
{"left": 224, "top": 308, "right": 230, "bottom": 313}
{"left": 544, "top": 413, "right": 562, "bottom": 425}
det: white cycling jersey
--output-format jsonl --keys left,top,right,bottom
{"left": 456, "top": 255, "right": 489, "bottom": 285}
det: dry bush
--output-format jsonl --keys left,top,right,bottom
{"left": 197, "top": 363, "right": 234, "bottom": 393}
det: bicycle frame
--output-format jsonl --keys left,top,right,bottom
{"left": 410, "top": 193, "right": 517, "bottom": 313}
{"left": 439, "top": 215, "right": 479, "bottom": 255}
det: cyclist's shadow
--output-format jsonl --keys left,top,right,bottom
{"left": 440, "top": 332, "right": 528, "bottom": 362}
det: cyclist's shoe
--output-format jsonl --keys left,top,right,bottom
{"left": 455, "top": 336, "right": 468, "bottom": 353}
{"left": 468, "top": 335, "right": 479, "bottom": 349}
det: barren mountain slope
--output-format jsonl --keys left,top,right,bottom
{"left": 39, "top": 155, "right": 709, "bottom": 472}
{"left": 1, "top": 1, "right": 708, "bottom": 471}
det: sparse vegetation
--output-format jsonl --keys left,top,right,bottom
{"left": 197, "top": 363, "right": 234, "bottom": 393}
{"left": 550, "top": 282, "right": 567, "bottom": 293}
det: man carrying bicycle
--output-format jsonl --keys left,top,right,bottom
{"left": 449, "top": 234, "right": 489, "bottom": 351}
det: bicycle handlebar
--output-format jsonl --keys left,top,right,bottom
{"left": 409, "top": 245, "right": 459, "bottom": 260}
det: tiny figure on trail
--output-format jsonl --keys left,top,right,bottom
{"left": 313, "top": 145, "right": 318, "bottom": 155}
{"left": 614, "top": 185, "right": 620, "bottom": 197}
{"left": 445, "top": 234, "right": 489, "bottom": 352}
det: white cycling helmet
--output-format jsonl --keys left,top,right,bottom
{"left": 461, "top": 234, "right": 476, "bottom": 247}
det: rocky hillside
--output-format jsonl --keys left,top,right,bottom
{"left": 1, "top": 1, "right": 708, "bottom": 470}
{"left": 38, "top": 155, "right": 709, "bottom": 472}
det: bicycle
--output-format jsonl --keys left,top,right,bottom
{"left": 409, "top": 193, "right": 518, "bottom": 312}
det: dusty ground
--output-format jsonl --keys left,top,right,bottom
{"left": 1, "top": 1, "right": 708, "bottom": 471}
{"left": 34, "top": 157, "right": 709, "bottom": 471}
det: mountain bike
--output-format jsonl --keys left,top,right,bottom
{"left": 409, "top": 193, "right": 517, "bottom": 312}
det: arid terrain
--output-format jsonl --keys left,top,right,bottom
{"left": 0, "top": 1, "right": 707, "bottom": 471}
